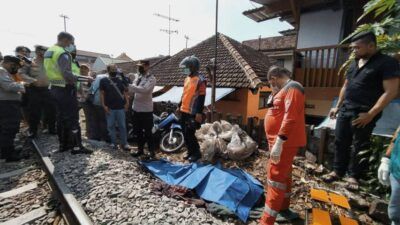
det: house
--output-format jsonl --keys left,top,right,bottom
{"left": 243, "top": 34, "right": 296, "bottom": 72}
{"left": 115, "top": 53, "right": 134, "bottom": 62}
{"left": 150, "top": 33, "right": 272, "bottom": 122}
{"left": 243, "top": 0, "right": 369, "bottom": 122}
{"left": 75, "top": 50, "right": 110, "bottom": 66}
{"left": 92, "top": 56, "right": 132, "bottom": 72}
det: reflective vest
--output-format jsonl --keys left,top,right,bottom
{"left": 180, "top": 74, "right": 206, "bottom": 115}
{"left": 71, "top": 61, "right": 81, "bottom": 89}
{"left": 44, "top": 45, "right": 67, "bottom": 87}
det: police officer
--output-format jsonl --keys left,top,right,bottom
{"left": 27, "top": 45, "right": 56, "bottom": 138}
{"left": 177, "top": 55, "right": 206, "bottom": 162}
{"left": 0, "top": 56, "right": 26, "bottom": 162}
{"left": 44, "top": 32, "right": 92, "bottom": 154}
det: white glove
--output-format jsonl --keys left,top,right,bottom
{"left": 378, "top": 157, "right": 390, "bottom": 186}
{"left": 270, "top": 137, "right": 285, "bottom": 164}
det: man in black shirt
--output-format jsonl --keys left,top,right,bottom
{"left": 100, "top": 64, "right": 130, "bottom": 150}
{"left": 323, "top": 31, "right": 400, "bottom": 188}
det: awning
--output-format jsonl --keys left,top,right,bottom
{"left": 153, "top": 86, "right": 235, "bottom": 106}
{"left": 153, "top": 86, "right": 164, "bottom": 93}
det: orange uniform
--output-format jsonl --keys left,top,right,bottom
{"left": 261, "top": 80, "right": 306, "bottom": 225}
{"left": 180, "top": 74, "right": 206, "bottom": 115}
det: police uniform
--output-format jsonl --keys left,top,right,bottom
{"left": 44, "top": 45, "right": 90, "bottom": 154}
{"left": 0, "top": 56, "right": 25, "bottom": 161}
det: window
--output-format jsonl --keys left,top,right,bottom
{"left": 275, "top": 58, "right": 285, "bottom": 67}
{"left": 259, "top": 92, "right": 271, "bottom": 109}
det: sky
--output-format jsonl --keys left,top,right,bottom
{"left": 0, "top": 0, "right": 293, "bottom": 60}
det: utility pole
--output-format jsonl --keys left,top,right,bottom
{"left": 184, "top": 35, "right": 190, "bottom": 49}
{"left": 154, "top": 5, "right": 179, "bottom": 55}
{"left": 59, "top": 14, "right": 69, "bottom": 32}
{"left": 211, "top": 0, "right": 219, "bottom": 121}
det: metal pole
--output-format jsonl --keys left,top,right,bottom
{"left": 64, "top": 17, "right": 66, "bottom": 32}
{"left": 211, "top": 0, "right": 218, "bottom": 121}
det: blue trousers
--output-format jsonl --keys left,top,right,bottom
{"left": 390, "top": 174, "right": 400, "bottom": 225}
{"left": 106, "top": 109, "right": 127, "bottom": 146}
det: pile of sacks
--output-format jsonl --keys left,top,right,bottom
{"left": 195, "top": 120, "right": 258, "bottom": 162}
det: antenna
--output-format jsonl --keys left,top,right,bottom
{"left": 59, "top": 14, "right": 69, "bottom": 32}
{"left": 154, "top": 5, "right": 179, "bottom": 55}
{"left": 184, "top": 35, "right": 190, "bottom": 49}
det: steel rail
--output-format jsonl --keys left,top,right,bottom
{"left": 32, "top": 139, "right": 93, "bottom": 225}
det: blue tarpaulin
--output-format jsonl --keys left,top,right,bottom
{"left": 141, "top": 159, "right": 264, "bottom": 222}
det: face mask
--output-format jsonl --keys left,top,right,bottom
{"left": 109, "top": 72, "right": 117, "bottom": 77}
{"left": 65, "top": 44, "right": 76, "bottom": 53}
{"left": 8, "top": 66, "right": 19, "bottom": 75}
{"left": 183, "top": 68, "right": 191, "bottom": 75}
{"left": 138, "top": 66, "right": 145, "bottom": 74}
{"left": 271, "top": 85, "right": 280, "bottom": 93}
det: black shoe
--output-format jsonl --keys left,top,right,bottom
{"left": 71, "top": 146, "right": 93, "bottom": 155}
{"left": 131, "top": 150, "right": 144, "bottom": 157}
{"left": 49, "top": 129, "right": 57, "bottom": 135}
{"left": 59, "top": 145, "right": 71, "bottom": 152}
{"left": 188, "top": 154, "right": 201, "bottom": 163}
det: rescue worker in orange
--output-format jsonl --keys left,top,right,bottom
{"left": 177, "top": 55, "right": 206, "bottom": 162}
{"left": 261, "top": 66, "right": 306, "bottom": 225}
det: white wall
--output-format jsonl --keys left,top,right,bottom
{"left": 297, "top": 9, "right": 344, "bottom": 49}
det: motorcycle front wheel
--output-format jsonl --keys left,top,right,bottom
{"left": 160, "top": 130, "right": 185, "bottom": 153}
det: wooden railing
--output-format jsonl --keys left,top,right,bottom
{"left": 294, "top": 45, "right": 350, "bottom": 87}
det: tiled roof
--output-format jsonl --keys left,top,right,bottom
{"left": 116, "top": 53, "right": 134, "bottom": 62}
{"left": 150, "top": 33, "right": 271, "bottom": 88}
{"left": 76, "top": 50, "right": 110, "bottom": 58}
{"left": 242, "top": 35, "right": 296, "bottom": 52}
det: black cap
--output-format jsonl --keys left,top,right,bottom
{"left": 350, "top": 31, "right": 376, "bottom": 43}
{"left": 15, "top": 46, "right": 31, "bottom": 53}
{"left": 35, "top": 45, "right": 48, "bottom": 51}
{"left": 3, "top": 55, "right": 22, "bottom": 65}
{"left": 136, "top": 60, "right": 150, "bottom": 66}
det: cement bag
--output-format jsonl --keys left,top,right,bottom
{"left": 216, "top": 137, "right": 228, "bottom": 159}
{"left": 227, "top": 133, "right": 247, "bottom": 160}
{"left": 201, "top": 137, "right": 217, "bottom": 162}
{"left": 211, "top": 121, "right": 223, "bottom": 136}
{"left": 219, "top": 124, "right": 243, "bottom": 141}
{"left": 244, "top": 136, "right": 258, "bottom": 154}
{"left": 221, "top": 120, "right": 233, "bottom": 132}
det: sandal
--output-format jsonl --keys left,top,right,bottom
{"left": 322, "top": 171, "right": 342, "bottom": 183}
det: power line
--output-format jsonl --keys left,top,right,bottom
{"left": 59, "top": 14, "right": 69, "bottom": 32}
{"left": 154, "top": 5, "right": 179, "bottom": 56}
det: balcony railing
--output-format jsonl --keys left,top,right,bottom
{"left": 294, "top": 45, "right": 350, "bottom": 87}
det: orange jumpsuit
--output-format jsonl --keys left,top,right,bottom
{"left": 260, "top": 80, "right": 306, "bottom": 225}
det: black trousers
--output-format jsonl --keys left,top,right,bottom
{"left": 50, "top": 85, "right": 82, "bottom": 148}
{"left": 0, "top": 101, "right": 21, "bottom": 157}
{"left": 133, "top": 111, "right": 154, "bottom": 152}
{"left": 28, "top": 86, "right": 56, "bottom": 134}
{"left": 333, "top": 107, "right": 380, "bottom": 178}
{"left": 86, "top": 105, "right": 110, "bottom": 142}
{"left": 180, "top": 112, "right": 201, "bottom": 156}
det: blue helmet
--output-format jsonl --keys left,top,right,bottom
{"left": 179, "top": 55, "right": 200, "bottom": 74}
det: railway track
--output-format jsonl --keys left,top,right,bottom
{"left": 0, "top": 134, "right": 92, "bottom": 225}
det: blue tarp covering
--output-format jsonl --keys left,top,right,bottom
{"left": 141, "top": 159, "right": 264, "bottom": 222}
{"left": 316, "top": 98, "right": 400, "bottom": 137}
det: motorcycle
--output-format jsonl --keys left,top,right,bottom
{"left": 153, "top": 113, "right": 185, "bottom": 153}
{"left": 127, "top": 112, "right": 185, "bottom": 153}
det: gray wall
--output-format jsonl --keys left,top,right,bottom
{"left": 297, "top": 9, "right": 344, "bottom": 49}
